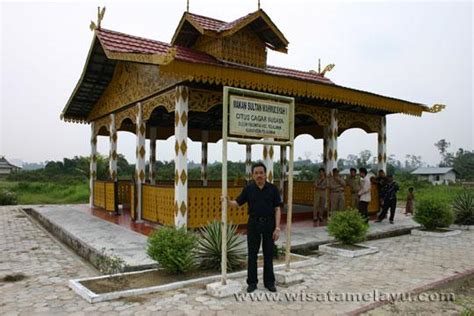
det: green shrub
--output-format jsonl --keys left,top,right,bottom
{"left": 413, "top": 198, "right": 454, "bottom": 229}
{"left": 198, "top": 220, "right": 246, "bottom": 271}
{"left": 327, "top": 209, "right": 369, "bottom": 245}
{"left": 95, "top": 248, "right": 129, "bottom": 275}
{"left": 453, "top": 189, "right": 474, "bottom": 225}
{"left": 273, "top": 244, "right": 286, "bottom": 259}
{"left": 0, "top": 190, "right": 18, "bottom": 205}
{"left": 147, "top": 227, "right": 198, "bottom": 274}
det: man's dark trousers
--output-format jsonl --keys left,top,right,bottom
{"left": 378, "top": 198, "right": 397, "bottom": 221}
{"left": 247, "top": 216, "right": 275, "bottom": 287}
{"left": 358, "top": 201, "right": 369, "bottom": 223}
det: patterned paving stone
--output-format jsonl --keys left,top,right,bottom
{"left": 0, "top": 206, "right": 473, "bottom": 315}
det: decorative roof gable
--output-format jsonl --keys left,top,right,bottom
{"left": 171, "top": 10, "right": 289, "bottom": 67}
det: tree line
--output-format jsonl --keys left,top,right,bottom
{"left": 6, "top": 139, "right": 473, "bottom": 183}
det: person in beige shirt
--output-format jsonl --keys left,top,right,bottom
{"left": 358, "top": 167, "right": 371, "bottom": 223}
{"left": 345, "top": 167, "right": 361, "bottom": 209}
{"left": 313, "top": 167, "right": 327, "bottom": 222}
{"left": 328, "top": 168, "right": 346, "bottom": 214}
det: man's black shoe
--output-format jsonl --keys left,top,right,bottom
{"left": 247, "top": 284, "right": 257, "bottom": 293}
{"left": 265, "top": 285, "right": 277, "bottom": 292}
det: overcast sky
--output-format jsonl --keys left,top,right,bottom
{"left": 1, "top": 0, "right": 472, "bottom": 166}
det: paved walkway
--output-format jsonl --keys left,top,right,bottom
{"left": 1, "top": 205, "right": 473, "bottom": 315}
{"left": 25, "top": 204, "right": 420, "bottom": 271}
{"left": 26, "top": 205, "right": 156, "bottom": 270}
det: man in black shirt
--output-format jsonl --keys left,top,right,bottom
{"left": 227, "top": 162, "right": 281, "bottom": 293}
{"left": 375, "top": 174, "right": 400, "bottom": 224}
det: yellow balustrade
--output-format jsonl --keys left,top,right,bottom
{"left": 93, "top": 181, "right": 106, "bottom": 209}
{"left": 188, "top": 187, "right": 248, "bottom": 228}
{"left": 93, "top": 180, "right": 117, "bottom": 212}
{"left": 117, "top": 180, "right": 132, "bottom": 205}
{"left": 142, "top": 184, "right": 174, "bottom": 226}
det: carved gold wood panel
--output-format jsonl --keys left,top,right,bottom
{"left": 142, "top": 89, "right": 176, "bottom": 120}
{"left": 115, "top": 107, "right": 138, "bottom": 129}
{"left": 88, "top": 62, "right": 182, "bottom": 121}
{"left": 337, "top": 110, "right": 382, "bottom": 133}
{"left": 93, "top": 116, "right": 111, "bottom": 136}
{"left": 295, "top": 104, "right": 331, "bottom": 126}
{"left": 188, "top": 89, "right": 222, "bottom": 112}
{"left": 160, "top": 60, "right": 425, "bottom": 116}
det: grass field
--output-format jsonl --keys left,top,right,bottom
{"left": 397, "top": 181, "right": 473, "bottom": 204}
{"left": 0, "top": 181, "right": 89, "bottom": 205}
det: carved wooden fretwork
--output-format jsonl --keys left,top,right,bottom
{"left": 115, "top": 106, "right": 138, "bottom": 129}
{"left": 188, "top": 89, "right": 222, "bottom": 112}
{"left": 88, "top": 62, "right": 182, "bottom": 121}
{"left": 93, "top": 115, "right": 111, "bottom": 136}
{"left": 295, "top": 104, "right": 331, "bottom": 127}
{"left": 337, "top": 110, "right": 381, "bottom": 133}
{"left": 142, "top": 90, "right": 177, "bottom": 120}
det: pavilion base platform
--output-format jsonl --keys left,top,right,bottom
{"left": 25, "top": 205, "right": 156, "bottom": 272}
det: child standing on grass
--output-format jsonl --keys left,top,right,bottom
{"left": 405, "top": 187, "right": 414, "bottom": 215}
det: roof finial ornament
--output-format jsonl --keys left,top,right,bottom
{"left": 320, "top": 63, "right": 335, "bottom": 76}
{"left": 187, "top": 0, "right": 189, "bottom": 12}
{"left": 258, "top": 0, "right": 261, "bottom": 10}
{"left": 89, "top": 6, "right": 106, "bottom": 31}
{"left": 310, "top": 59, "right": 335, "bottom": 77}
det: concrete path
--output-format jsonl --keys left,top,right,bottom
{"left": 1, "top": 205, "right": 472, "bottom": 315}
{"left": 24, "top": 204, "right": 420, "bottom": 272}
{"left": 26, "top": 205, "right": 156, "bottom": 271}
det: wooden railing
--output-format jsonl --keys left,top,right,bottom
{"left": 117, "top": 180, "right": 132, "bottom": 205}
{"left": 188, "top": 187, "right": 248, "bottom": 228}
{"left": 93, "top": 179, "right": 379, "bottom": 226}
{"left": 93, "top": 180, "right": 117, "bottom": 212}
{"left": 276, "top": 180, "right": 379, "bottom": 213}
{"left": 142, "top": 184, "right": 174, "bottom": 226}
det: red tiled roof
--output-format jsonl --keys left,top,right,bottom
{"left": 96, "top": 28, "right": 333, "bottom": 85}
{"left": 186, "top": 11, "right": 266, "bottom": 33}
{"left": 186, "top": 12, "right": 227, "bottom": 31}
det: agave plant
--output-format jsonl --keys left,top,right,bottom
{"left": 453, "top": 189, "right": 474, "bottom": 225}
{"left": 198, "top": 220, "right": 246, "bottom": 271}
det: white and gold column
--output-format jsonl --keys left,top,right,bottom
{"left": 135, "top": 103, "right": 146, "bottom": 222}
{"left": 245, "top": 144, "right": 252, "bottom": 181}
{"left": 263, "top": 140, "right": 274, "bottom": 183}
{"left": 109, "top": 114, "right": 118, "bottom": 182}
{"left": 201, "top": 130, "right": 208, "bottom": 186}
{"left": 89, "top": 122, "right": 97, "bottom": 208}
{"left": 377, "top": 116, "right": 387, "bottom": 173}
{"left": 174, "top": 86, "right": 189, "bottom": 229}
{"left": 149, "top": 127, "right": 157, "bottom": 185}
{"left": 323, "top": 127, "right": 329, "bottom": 174}
{"left": 325, "top": 109, "right": 338, "bottom": 174}
{"left": 279, "top": 146, "right": 287, "bottom": 201}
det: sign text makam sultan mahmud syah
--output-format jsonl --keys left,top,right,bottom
{"left": 229, "top": 95, "right": 290, "bottom": 140}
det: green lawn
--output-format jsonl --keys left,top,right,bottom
{"left": 0, "top": 181, "right": 89, "bottom": 205}
{"left": 397, "top": 182, "right": 473, "bottom": 204}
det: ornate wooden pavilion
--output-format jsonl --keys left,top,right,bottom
{"left": 61, "top": 8, "right": 443, "bottom": 228}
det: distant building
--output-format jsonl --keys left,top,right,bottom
{"left": 0, "top": 156, "right": 22, "bottom": 178}
{"left": 411, "top": 167, "right": 458, "bottom": 185}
